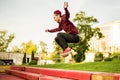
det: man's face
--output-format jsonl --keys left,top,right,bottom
{"left": 53, "top": 14, "right": 60, "bottom": 23}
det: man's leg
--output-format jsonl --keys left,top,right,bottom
{"left": 55, "top": 32, "right": 79, "bottom": 56}
{"left": 55, "top": 33, "right": 68, "bottom": 50}
{"left": 55, "top": 33, "right": 79, "bottom": 48}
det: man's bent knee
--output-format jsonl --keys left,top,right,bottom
{"left": 57, "top": 32, "right": 64, "bottom": 38}
{"left": 55, "top": 37, "right": 59, "bottom": 42}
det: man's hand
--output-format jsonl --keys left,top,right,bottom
{"left": 64, "top": 2, "right": 68, "bottom": 8}
{"left": 45, "top": 29, "right": 49, "bottom": 32}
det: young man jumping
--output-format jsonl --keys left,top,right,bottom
{"left": 45, "top": 2, "right": 79, "bottom": 57}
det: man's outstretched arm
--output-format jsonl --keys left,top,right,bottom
{"left": 45, "top": 27, "right": 62, "bottom": 33}
{"left": 64, "top": 2, "right": 68, "bottom": 8}
{"left": 64, "top": 2, "right": 70, "bottom": 19}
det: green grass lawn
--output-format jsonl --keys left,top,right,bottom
{"left": 25, "top": 59, "right": 120, "bottom": 73}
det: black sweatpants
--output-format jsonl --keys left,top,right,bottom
{"left": 55, "top": 32, "right": 79, "bottom": 50}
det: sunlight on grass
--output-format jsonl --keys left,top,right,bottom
{"left": 25, "top": 60, "right": 120, "bottom": 73}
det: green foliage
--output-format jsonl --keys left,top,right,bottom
{"left": 110, "top": 52, "right": 120, "bottom": 58}
{"left": 70, "top": 40, "right": 88, "bottom": 62}
{"left": 22, "top": 53, "right": 26, "bottom": 64}
{"left": 70, "top": 11, "right": 104, "bottom": 62}
{"left": 0, "top": 31, "right": 15, "bottom": 52}
{"left": 29, "top": 60, "right": 37, "bottom": 65}
{"left": 109, "top": 52, "right": 120, "bottom": 62}
{"left": 52, "top": 53, "right": 63, "bottom": 63}
{"left": 112, "top": 57, "right": 120, "bottom": 62}
{"left": 31, "top": 51, "right": 35, "bottom": 61}
{"left": 39, "top": 41, "right": 49, "bottom": 60}
{"left": 74, "top": 53, "right": 85, "bottom": 62}
{"left": 95, "top": 52, "right": 103, "bottom": 58}
{"left": 29, "top": 51, "right": 37, "bottom": 65}
{"left": 94, "top": 52, "right": 104, "bottom": 61}
{"left": 20, "top": 40, "right": 37, "bottom": 54}
{"left": 50, "top": 41, "right": 63, "bottom": 63}
{"left": 11, "top": 45, "right": 20, "bottom": 53}
{"left": 104, "top": 57, "right": 112, "bottom": 61}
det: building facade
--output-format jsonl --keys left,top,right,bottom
{"left": 89, "top": 20, "right": 120, "bottom": 53}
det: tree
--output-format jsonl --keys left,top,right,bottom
{"left": 0, "top": 31, "right": 14, "bottom": 52}
{"left": 31, "top": 50, "right": 35, "bottom": 61}
{"left": 11, "top": 45, "right": 20, "bottom": 53}
{"left": 71, "top": 11, "right": 104, "bottom": 62}
{"left": 22, "top": 53, "right": 26, "bottom": 64}
{"left": 29, "top": 50, "right": 37, "bottom": 65}
{"left": 20, "top": 40, "right": 37, "bottom": 54}
{"left": 39, "top": 41, "right": 49, "bottom": 64}
{"left": 50, "top": 41, "right": 64, "bottom": 63}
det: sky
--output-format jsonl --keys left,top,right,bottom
{"left": 0, "top": 0, "right": 120, "bottom": 51}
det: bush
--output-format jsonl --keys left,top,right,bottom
{"left": 110, "top": 52, "right": 120, "bottom": 61}
{"left": 95, "top": 52, "right": 103, "bottom": 58}
{"left": 110, "top": 52, "right": 120, "bottom": 58}
{"left": 112, "top": 57, "right": 120, "bottom": 62}
{"left": 94, "top": 52, "right": 103, "bottom": 62}
{"left": 51, "top": 53, "right": 64, "bottom": 63}
{"left": 29, "top": 60, "right": 37, "bottom": 65}
{"left": 94, "top": 58, "right": 103, "bottom": 62}
{"left": 104, "top": 57, "right": 112, "bottom": 61}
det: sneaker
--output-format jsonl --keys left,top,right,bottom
{"left": 60, "top": 48, "right": 71, "bottom": 57}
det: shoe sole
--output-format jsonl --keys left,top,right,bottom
{"left": 60, "top": 51, "right": 72, "bottom": 57}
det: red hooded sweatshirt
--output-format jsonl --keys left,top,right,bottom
{"left": 48, "top": 8, "right": 79, "bottom": 35}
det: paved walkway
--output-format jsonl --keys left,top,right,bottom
{"left": 0, "top": 73, "right": 25, "bottom": 80}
